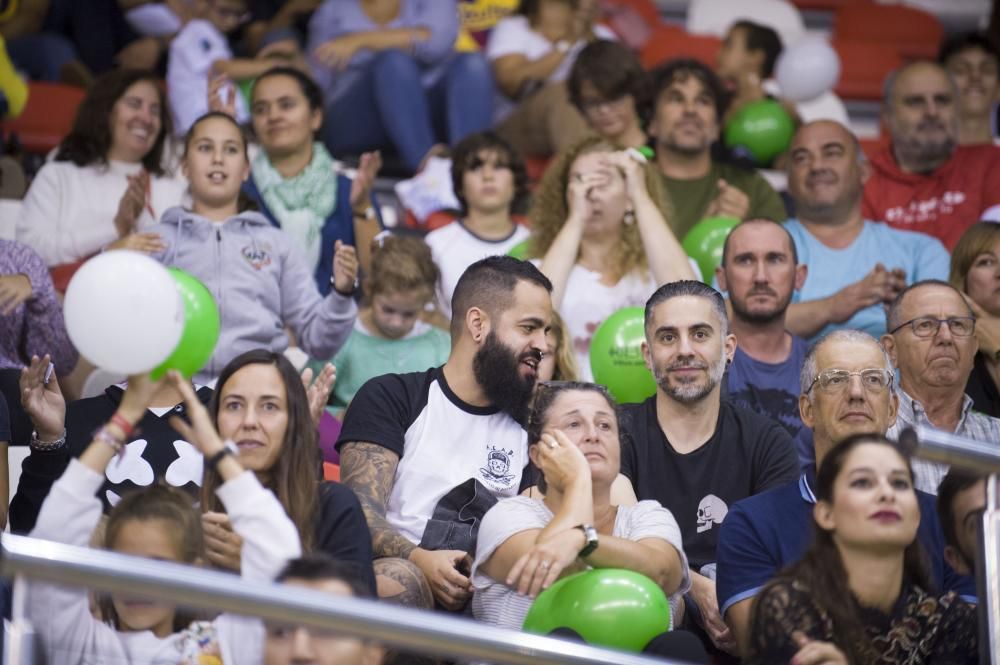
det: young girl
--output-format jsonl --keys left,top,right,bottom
{"left": 311, "top": 234, "right": 450, "bottom": 413}
{"left": 748, "top": 435, "right": 978, "bottom": 664}
{"left": 199, "top": 350, "right": 377, "bottom": 594}
{"left": 150, "top": 111, "right": 359, "bottom": 383}
{"left": 27, "top": 371, "right": 301, "bottom": 664}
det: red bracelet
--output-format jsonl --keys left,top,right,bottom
{"left": 110, "top": 413, "right": 135, "bottom": 438}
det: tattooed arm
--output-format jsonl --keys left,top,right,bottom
{"left": 339, "top": 441, "right": 414, "bottom": 559}
{"left": 340, "top": 440, "right": 473, "bottom": 610}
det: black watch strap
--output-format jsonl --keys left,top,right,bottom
{"left": 206, "top": 443, "right": 236, "bottom": 472}
{"left": 575, "top": 523, "right": 599, "bottom": 558}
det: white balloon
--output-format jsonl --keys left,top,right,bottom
{"left": 775, "top": 37, "right": 841, "bottom": 103}
{"left": 64, "top": 251, "right": 184, "bottom": 375}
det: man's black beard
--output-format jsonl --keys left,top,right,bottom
{"left": 473, "top": 331, "right": 538, "bottom": 424}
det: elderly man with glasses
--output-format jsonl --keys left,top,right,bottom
{"left": 714, "top": 328, "right": 975, "bottom": 657}
{"left": 882, "top": 279, "right": 1000, "bottom": 495}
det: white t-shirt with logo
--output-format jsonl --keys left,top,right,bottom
{"left": 337, "top": 367, "right": 529, "bottom": 545}
{"left": 559, "top": 265, "right": 658, "bottom": 382}
{"left": 425, "top": 220, "right": 530, "bottom": 319}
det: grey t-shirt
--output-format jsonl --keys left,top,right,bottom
{"left": 470, "top": 497, "right": 691, "bottom": 631}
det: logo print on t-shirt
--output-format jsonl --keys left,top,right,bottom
{"left": 696, "top": 494, "right": 729, "bottom": 533}
{"left": 479, "top": 445, "right": 515, "bottom": 488}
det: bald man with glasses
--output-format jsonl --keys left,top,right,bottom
{"left": 882, "top": 279, "right": 1000, "bottom": 495}
{"left": 714, "top": 328, "right": 975, "bottom": 657}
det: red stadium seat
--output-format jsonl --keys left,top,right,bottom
{"left": 641, "top": 25, "right": 722, "bottom": 70}
{"left": 601, "top": 0, "right": 662, "bottom": 25}
{"left": 0, "top": 82, "right": 85, "bottom": 155}
{"left": 859, "top": 135, "right": 889, "bottom": 162}
{"left": 832, "top": 40, "right": 903, "bottom": 101}
{"left": 833, "top": 3, "right": 943, "bottom": 61}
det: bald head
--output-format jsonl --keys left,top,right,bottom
{"left": 883, "top": 61, "right": 958, "bottom": 174}
{"left": 786, "top": 120, "right": 867, "bottom": 225}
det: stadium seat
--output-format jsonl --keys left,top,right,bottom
{"left": 0, "top": 82, "right": 85, "bottom": 155}
{"left": 833, "top": 3, "right": 943, "bottom": 61}
{"left": 832, "top": 40, "right": 903, "bottom": 101}
{"left": 859, "top": 135, "right": 889, "bottom": 162}
{"left": 641, "top": 25, "right": 722, "bottom": 69}
{"left": 789, "top": 0, "right": 869, "bottom": 9}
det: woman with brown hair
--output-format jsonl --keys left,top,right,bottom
{"left": 527, "top": 136, "right": 695, "bottom": 380}
{"left": 747, "top": 434, "right": 978, "bottom": 664}
{"left": 16, "top": 68, "right": 187, "bottom": 267}
{"left": 950, "top": 221, "right": 1000, "bottom": 417}
{"left": 199, "top": 349, "right": 376, "bottom": 594}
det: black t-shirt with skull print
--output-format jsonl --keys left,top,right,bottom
{"left": 619, "top": 397, "right": 798, "bottom": 571}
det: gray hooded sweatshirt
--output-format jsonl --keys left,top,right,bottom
{"left": 151, "top": 206, "right": 356, "bottom": 383}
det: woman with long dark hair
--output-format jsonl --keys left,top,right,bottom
{"left": 747, "top": 434, "right": 978, "bottom": 664}
{"left": 16, "top": 69, "right": 187, "bottom": 267}
{"left": 200, "top": 349, "right": 376, "bottom": 594}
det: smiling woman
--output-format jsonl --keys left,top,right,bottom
{"left": 14, "top": 69, "right": 188, "bottom": 268}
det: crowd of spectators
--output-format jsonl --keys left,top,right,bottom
{"left": 0, "top": 1, "right": 997, "bottom": 664}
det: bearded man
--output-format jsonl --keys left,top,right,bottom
{"left": 338, "top": 256, "right": 552, "bottom": 611}
{"left": 619, "top": 280, "right": 798, "bottom": 655}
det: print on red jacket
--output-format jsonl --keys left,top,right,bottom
{"left": 863, "top": 144, "right": 1000, "bottom": 251}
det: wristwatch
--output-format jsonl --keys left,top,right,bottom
{"left": 206, "top": 440, "right": 239, "bottom": 472}
{"left": 575, "top": 523, "right": 599, "bottom": 558}
{"left": 353, "top": 206, "right": 376, "bottom": 221}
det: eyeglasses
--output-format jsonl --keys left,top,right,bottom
{"left": 888, "top": 316, "right": 976, "bottom": 338}
{"left": 806, "top": 368, "right": 893, "bottom": 394}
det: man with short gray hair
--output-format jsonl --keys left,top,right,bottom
{"left": 882, "top": 279, "right": 1000, "bottom": 494}
{"left": 715, "top": 329, "right": 973, "bottom": 656}
{"left": 863, "top": 60, "right": 1000, "bottom": 250}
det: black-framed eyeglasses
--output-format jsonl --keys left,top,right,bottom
{"left": 888, "top": 316, "right": 976, "bottom": 338}
{"left": 806, "top": 368, "right": 893, "bottom": 394}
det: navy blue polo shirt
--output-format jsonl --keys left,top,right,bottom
{"left": 716, "top": 472, "right": 976, "bottom": 616}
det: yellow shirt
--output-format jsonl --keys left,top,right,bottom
{"left": 455, "top": 0, "right": 519, "bottom": 51}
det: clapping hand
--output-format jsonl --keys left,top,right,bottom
{"left": 301, "top": 362, "right": 337, "bottom": 426}
{"left": 331, "top": 240, "right": 359, "bottom": 295}
{"left": 20, "top": 355, "right": 65, "bottom": 441}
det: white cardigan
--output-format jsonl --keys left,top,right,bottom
{"left": 15, "top": 160, "right": 188, "bottom": 266}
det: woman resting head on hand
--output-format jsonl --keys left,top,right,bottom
{"left": 470, "top": 381, "right": 705, "bottom": 660}
{"left": 747, "top": 434, "right": 979, "bottom": 665}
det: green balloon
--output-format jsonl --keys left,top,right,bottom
{"left": 724, "top": 99, "right": 795, "bottom": 166}
{"left": 682, "top": 216, "right": 740, "bottom": 283}
{"left": 152, "top": 269, "right": 220, "bottom": 380}
{"left": 523, "top": 569, "right": 672, "bottom": 652}
{"left": 507, "top": 239, "right": 531, "bottom": 260}
{"left": 589, "top": 307, "right": 656, "bottom": 404}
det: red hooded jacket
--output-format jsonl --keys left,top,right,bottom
{"left": 862, "top": 144, "right": 1000, "bottom": 250}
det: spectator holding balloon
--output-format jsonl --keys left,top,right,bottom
{"left": 148, "top": 111, "right": 359, "bottom": 383}
{"left": 528, "top": 137, "right": 695, "bottom": 381}
{"left": 472, "top": 380, "right": 706, "bottom": 661}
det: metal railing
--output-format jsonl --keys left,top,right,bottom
{"left": 904, "top": 426, "right": 1000, "bottom": 665}
{"left": 0, "top": 534, "right": 683, "bottom": 665}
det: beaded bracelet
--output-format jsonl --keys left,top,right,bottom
{"left": 93, "top": 426, "right": 124, "bottom": 455}
{"left": 30, "top": 429, "right": 67, "bottom": 451}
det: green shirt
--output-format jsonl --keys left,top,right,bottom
{"left": 309, "top": 321, "right": 451, "bottom": 410}
{"left": 659, "top": 162, "right": 787, "bottom": 240}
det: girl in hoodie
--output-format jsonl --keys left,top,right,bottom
{"left": 27, "top": 371, "right": 301, "bottom": 664}
{"left": 150, "top": 112, "right": 359, "bottom": 384}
